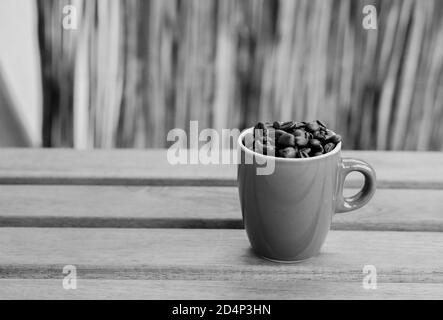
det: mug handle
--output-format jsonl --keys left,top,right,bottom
{"left": 335, "top": 158, "right": 376, "bottom": 213}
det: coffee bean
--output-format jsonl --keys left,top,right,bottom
{"left": 252, "top": 120, "right": 341, "bottom": 159}
{"left": 253, "top": 127, "right": 266, "bottom": 140}
{"left": 254, "top": 132, "right": 266, "bottom": 145}
{"left": 324, "top": 142, "right": 335, "bottom": 153}
{"left": 313, "top": 131, "right": 326, "bottom": 141}
{"left": 316, "top": 120, "right": 327, "bottom": 128}
{"left": 294, "top": 122, "right": 306, "bottom": 129}
{"left": 288, "top": 122, "right": 298, "bottom": 130}
{"left": 317, "top": 120, "right": 327, "bottom": 129}
{"left": 277, "top": 132, "right": 296, "bottom": 147}
{"left": 255, "top": 140, "right": 277, "bottom": 156}
{"left": 306, "top": 122, "right": 320, "bottom": 132}
{"left": 280, "top": 121, "right": 295, "bottom": 130}
{"left": 325, "top": 129, "right": 335, "bottom": 140}
{"left": 293, "top": 129, "right": 305, "bottom": 137}
{"left": 294, "top": 136, "right": 308, "bottom": 147}
{"left": 298, "top": 148, "right": 311, "bottom": 158}
{"left": 255, "top": 122, "right": 266, "bottom": 130}
{"left": 329, "top": 134, "right": 342, "bottom": 144}
{"left": 309, "top": 139, "right": 322, "bottom": 149}
{"left": 311, "top": 145, "right": 324, "bottom": 156}
{"left": 278, "top": 147, "right": 297, "bottom": 158}
{"left": 274, "top": 129, "right": 286, "bottom": 140}
{"left": 306, "top": 132, "right": 313, "bottom": 140}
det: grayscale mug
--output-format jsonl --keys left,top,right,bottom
{"left": 237, "top": 127, "right": 376, "bottom": 262}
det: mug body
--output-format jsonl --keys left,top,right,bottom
{"left": 237, "top": 128, "right": 341, "bottom": 262}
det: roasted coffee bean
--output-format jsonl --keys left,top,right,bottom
{"left": 298, "top": 148, "right": 311, "bottom": 158}
{"left": 306, "top": 121, "right": 320, "bottom": 132}
{"left": 329, "top": 134, "right": 342, "bottom": 144}
{"left": 255, "top": 140, "right": 277, "bottom": 155}
{"left": 280, "top": 121, "right": 295, "bottom": 130}
{"left": 288, "top": 122, "right": 299, "bottom": 130}
{"left": 310, "top": 145, "right": 324, "bottom": 156}
{"left": 324, "top": 142, "right": 335, "bottom": 153}
{"left": 293, "top": 129, "right": 305, "bottom": 137}
{"left": 277, "top": 132, "right": 296, "bottom": 147}
{"left": 316, "top": 120, "right": 327, "bottom": 128}
{"left": 273, "top": 129, "right": 286, "bottom": 140}
{"left": 294, "top": 136, "right": 308, "bottom": 147}
{"left": 253, "top": 127, "right": 266, "bottom": 140}
{"left": 278, "top": 147, "right": 297, "bottom": 158}
{"left": 255, "top": 122, "right": 266, "bottom": 130}
{"left": 254, "top": 132, "right": 266, "bottom": 145}
{"left": 309, "top": 139, "right": 322, "bottom": 149}
{"left": 318, "top": 127, "right": 327, "bottom": 136}
{"left": 252, "top": 120, "right": 342, "bottom": 158}
{"left": 324, "top": 129, "right": 335, "bottom": 140}
{"left": 313, "top": 131, "right": 326, "bottom": 141}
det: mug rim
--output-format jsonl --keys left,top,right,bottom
{"left": 238, "top": 127, "right": 342, "bottom": 163}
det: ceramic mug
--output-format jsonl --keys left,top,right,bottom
{"left": 237, "top": 127, "right": 376, "bottom": 262}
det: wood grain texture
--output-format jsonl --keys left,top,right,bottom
{"left": 1, "top": 279, "right": 442, "bottom": 300}
{"left": 0, "top": 186, "right": 442, "bottom": 231}
{"left": 0, "top": 149, "right": 442, "bottom": 188}
{"left": 1, "top": 228, "right": 442, "bottom": 283}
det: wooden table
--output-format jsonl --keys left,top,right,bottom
{"left": 1, "top": 149, "right": 443, "bottom": 299}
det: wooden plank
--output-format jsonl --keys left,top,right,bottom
{"left": 0, "top": 149, "right": 234, "bottom": 186}
{"left": 0, "top": 186, "right": 442, "bottom": 231}
{"left": 1, "top": 228, "right": 442, "bottom": 283}
{"left": 1, "top": 279, "right": 442, "bottom": 300}
{"left": 0, "top": 149, "right": 442, "bottom": 188}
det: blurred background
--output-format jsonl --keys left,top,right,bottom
{"left": 0, "top": 0, "right": 442, "bottom": 150}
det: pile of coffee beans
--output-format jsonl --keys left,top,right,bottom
{"left": 244, "top": 120, "right": 342, "bottom": 158}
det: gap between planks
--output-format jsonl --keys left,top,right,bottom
{"left": 0, "top": 149, "right": 442, "bottom": 189}
{"left": 1, "top": 228, "right": 442, "bottom": 284}
{"left": 0, "top": 186, "right": 442, "bottom": 231}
